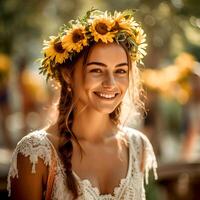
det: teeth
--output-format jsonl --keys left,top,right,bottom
{"left": 97, "top": 92, "right": 116, "bottom": 99}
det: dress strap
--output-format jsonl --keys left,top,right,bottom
{"left": 45, "top": 147, "right": 57, "bottom": 200}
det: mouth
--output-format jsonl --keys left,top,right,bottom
{"left": 93, "top": 91, "right": 119, "bottom": 100}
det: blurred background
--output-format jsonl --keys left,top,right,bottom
{"left": 0, "top": 0, "right": 200, "bottom": 199}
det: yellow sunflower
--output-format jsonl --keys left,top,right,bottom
{"left": 90, "top": 15, "right": 116, "bottom": 43}
{"left": 62, "top": 25, "right": 88, "bottom": 53}
{"left": 111, "top": 11, "right": 132, "bottom": 32}
{"left": 131, "top": 43, "right": 147, "bottom": 62}
{"left": 43, "top": 36, "right": 68, "bottom": 64}
{"left": 138, "top": 43, "right": 147, "bottom": 56}
{"left": 133, "top": 27, "right": 146, "bottom": 45}
{"left": 134, "top": 50, "right": 146, "bottom": 62}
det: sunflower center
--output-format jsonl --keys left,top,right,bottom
{"left": 72, "top": 29, "right": 85, "bottom": 43}
{"left": 54, "top": 42, "right": 65, "bottom": 53}
{"left": 95, "top": 23, "right": 108, "bottom": 35}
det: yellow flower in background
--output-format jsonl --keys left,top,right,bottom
{"left": 0, "top": 54, "right": 11, "bottom": 72}
{"left": 141, "top": 52, "right": 197, "bottom": 104}
{"left": 43, "top": 36, "right": 68, "bottom": 64}
{"left": 90, "top": 16, "right": 115, "bottom": 43}
{"left": 175, "top": 53, "right": 195, "bottom": 76}
{"left": 0, "top": 54, "right": 11, "bottom": 86}
{"left": 62, "top": 25, "right": 88, "bottom": 53}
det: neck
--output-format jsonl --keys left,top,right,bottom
{"left": 72, "top": 108, "right": 117, "bottom": 143}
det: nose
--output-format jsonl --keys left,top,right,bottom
{"left": 102, "top": 71, "right": 116, "bottom": 89}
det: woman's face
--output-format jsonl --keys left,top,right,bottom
{"left": 72, "top": 42, "right": 129, "bottom": 114}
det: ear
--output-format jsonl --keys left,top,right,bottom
{"left": 61, "top": 68, "right": 72, "bottom": 85}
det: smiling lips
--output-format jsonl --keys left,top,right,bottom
{"left": 94, "top": 91, "right": 119, "bottom": 100}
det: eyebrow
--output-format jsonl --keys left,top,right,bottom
{"left": 86, "top": 61, "right": 128, "bottom": 68}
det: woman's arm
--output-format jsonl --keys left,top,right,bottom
{"left": 10, "top": 153, "right": 48, "bottom": 200}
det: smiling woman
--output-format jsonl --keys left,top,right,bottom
{"left": 7, "top": 9, "right": 157, "bottom": 200}
{"left": 72, "top": 42, "right": 129, "bottom": 115}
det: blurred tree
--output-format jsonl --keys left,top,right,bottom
{"left": 0, "top": 0, "right": 82, "bottom": 58}
{"left": 0, "top": 0, "right": 46, "bottom": 54}
{"left": 182, "top": 0, "right": 200, "bottom": 17}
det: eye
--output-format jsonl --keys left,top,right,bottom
{"left": 115, "top": 69, "right": 128, "bottom": 74}
{"left": 89, "top": 68, "right": 102, "bottom": 73}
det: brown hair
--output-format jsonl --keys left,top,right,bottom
{"left": 56, "top": 42, "right": 144, "bottom": 199}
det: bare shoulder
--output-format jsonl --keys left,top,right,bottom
{"left": 7, "top": 130, "right": 52, "bottom": 199}
{"left": 10, "top": 153, "right": 48, "bottom": 200}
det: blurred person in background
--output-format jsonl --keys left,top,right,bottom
{"left": 0, "top": 54, "right": 13, "bottom": 149}
{"left": 7, "top": 9, "right": 157, "bottom": 200}
{"left": 142, "top": 91, "right": 161, "bottom": 159}
{"left": 17, "top": 57, "right": 50, "bottom": 136}
{"left": 181, "top": 71, "right": 200, "bottom": 161}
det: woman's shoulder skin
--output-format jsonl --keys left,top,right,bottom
{"left": 8, "top": 129, "right": 53, "bottom": 200}
{"left": 10, "top": 153, "right": 48, "bottom": 200}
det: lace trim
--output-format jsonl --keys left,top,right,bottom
{"left": 7, "top": 130, "right": 52, "bottom": 196}
{"left": 73, "top": 130, "right": 133, "bottom": 199}
{"left": 140, "top": 133, "right": 158, "bottom": 184}
{"left": 7, "top": 127, "right": 157, "bottom": 199}
{"left": 121, "top": 126, "right": 158, "bottom": 184}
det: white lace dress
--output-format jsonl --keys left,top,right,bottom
{"left": 7, "top": 126, "right": 157, "bottom": 200}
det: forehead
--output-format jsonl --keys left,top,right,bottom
{"left": 86, "top": 42, "right": 128, "bottom": 65}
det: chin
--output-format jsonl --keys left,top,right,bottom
{"left": 95, "top": 108, "right": 115, "bottom": 114}
{"left": 91, "top": 102, "right": 121, "bottom": 114}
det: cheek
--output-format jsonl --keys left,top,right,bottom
{"left": 83, "top": 74, "right": 101, "bottom": 89}
{"left": 118, "top": 77, "right": 129, "bottom": 91}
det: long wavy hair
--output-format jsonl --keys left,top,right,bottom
{"left": 56, "top": 42, "right": 144, "bottom": 199}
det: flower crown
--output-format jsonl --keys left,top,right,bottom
{"left": 40, "top": 9, "right": 147, "bottom": 80}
